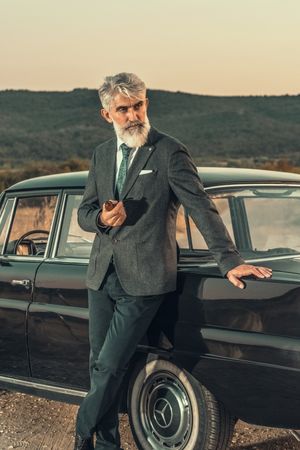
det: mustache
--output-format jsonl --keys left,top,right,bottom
{"left": 124, "top": 121, "right": 145, "bottom": 130}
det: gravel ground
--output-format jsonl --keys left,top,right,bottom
{"left": 0, "top": 391, "right": 299, "bottom": 450}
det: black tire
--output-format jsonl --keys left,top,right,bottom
{"left": 127, "top": 358, "right": 235, "bottom": 450}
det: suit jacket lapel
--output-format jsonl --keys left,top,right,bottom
{"left": 120, "top": 145, "right": 155, "bottom": 200}
{"left": 101, "top": 138, "right": 117, "bottom": 200}
{"left": 120, "top": 127, "right": 160, "bottom": 200}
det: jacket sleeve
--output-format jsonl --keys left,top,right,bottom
{"left": 168, "top": 145, "right": 245, "bottom": 277}
{"left": 77, "top": 150, "right": 108, "bottom": 234}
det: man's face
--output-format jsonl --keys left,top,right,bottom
{"left": 101, "top": 92, "right": 150, "bottom": 147}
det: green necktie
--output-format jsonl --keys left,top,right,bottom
{"left": 116, "top": 143, "right": 132, "bottom": 198}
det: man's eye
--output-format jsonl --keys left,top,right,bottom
{"left": 118, "top": 107, "right": 127, "bottom": 113}
{"left": 134, "top": 102, "right": 143, "bottom": 110}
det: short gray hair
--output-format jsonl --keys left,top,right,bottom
{"left": 98, "top": 72, "right": 146, "bottom": 110}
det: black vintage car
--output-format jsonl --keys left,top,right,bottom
{"left": 0, "top": 167, "right": 300, "bottom": 450}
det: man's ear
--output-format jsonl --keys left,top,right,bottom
{"left": 100, "top": 108, "right": 113, "bottom": 123}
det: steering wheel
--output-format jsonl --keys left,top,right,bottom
{"left": 13, "top": 229, "right": 49, "bottom": 255}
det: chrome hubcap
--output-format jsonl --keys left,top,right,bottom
{"left": 139, "top": 371, "right": 192, "bottom": 449}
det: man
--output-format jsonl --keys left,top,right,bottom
{"left": 75, "top": 72, "right": 272, "bottom": 450}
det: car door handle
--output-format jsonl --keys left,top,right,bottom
{"left": 11, "top": 279, "right": 32, "bottom": 289}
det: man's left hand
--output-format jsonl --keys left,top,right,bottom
{"left": 226, "top": 264, "right": 272, "bottom": 289}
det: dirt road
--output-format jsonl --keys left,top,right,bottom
{"left": 0, "top": 391, "right": 299, "bottom": 450}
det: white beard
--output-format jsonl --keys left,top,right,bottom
{"left": 113, "top": 116, "right": 151, "bottom": 148}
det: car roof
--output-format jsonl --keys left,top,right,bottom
{"left": 6, "top": 166, "right": 300, "bottom": 192}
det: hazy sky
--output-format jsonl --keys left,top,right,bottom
{"left": 1, "top": 0, "right": 300, "bottom": 95}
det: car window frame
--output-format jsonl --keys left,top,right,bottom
{"left": 0, "top": 191, "right": 6, "bottom": 212}
{"left": 50, "top": 189, "right": 92, "bottom": 264}
{"left": 175, "top": 205, "right": 192, "bottom": 252}
{"left": 0, "top": 190, "right": 62, "bottom": 262}
{"left": 180, "top": 189, "right": 238, "bottom": 258}
{"left": 0, "top": 196, "right": 17, "bottom": 256}
{"left": 179, "top": 182, "right": 300, "bottom": 268}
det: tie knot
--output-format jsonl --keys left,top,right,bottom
{"left": 120, "top": 143, "right": 132, "bottom": 159}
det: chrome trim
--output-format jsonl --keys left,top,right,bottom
{"left": 140, "top": 372, "right": 192, "bottom": 449}
{"left": 31, "top": 302, "right": 89, "bottom": 319}
{"left": 290, "top": 430, "right": 300, "bottom": 442}
{"left": 205, "top": 182, "right": 300, "bottom": 192}
{"left": 0, "top": 375, "right": 87, "bottom": 397}
{"left": 1, "top": 255, "right": 44, "bottom": 262}
{"left": 246, "top": 254, "right": 300, "bottom": 263}
{"left": 43, "top": 193, "right": 61, "bottom": 258}
{"left": 0, "top": 193, "right": 5, "bottom": 216}
{"left": 0, "top": 198, "right": 8, "bottom": 225}
{"left": 46, "top": 257, "right": 89, "bottom": 264}
{"left": 11, "top": 279, "right": 32, "bottom": 289}
{"left": 1, "top": 197, "right": 17, "bottom": 256}
{"left": 51, "top": 193, "right": 67, "bottom": 258}
{"left": 48, "top": 253, "right": 300, "bottom": 267}
{"left": 178, "top": 252, "right": 300, "bottom": 269}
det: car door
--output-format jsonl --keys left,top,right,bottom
{"left": 28, "top": 191, "right": 93, "bottom": 390}
{"left": 0, "top": 192, "right": 59, "bottom": 377}
{"left": 181, "top": 185, "right": 300, "bottom": 341}
{"left": 176, "top": 185, "right": 300, "bottom": 427}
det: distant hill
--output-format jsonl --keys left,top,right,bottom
{"left": 0, "top": 88, "right": 300, "bottom": 166}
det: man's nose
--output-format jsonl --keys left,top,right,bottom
{"left": 127, "top": 107, "right": 138, "bottom": 122}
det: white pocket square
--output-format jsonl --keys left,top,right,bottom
{"left": 139, "top": 169, "right": 155, "bottom": 175}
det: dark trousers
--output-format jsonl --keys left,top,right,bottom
{"left": 76, "top": 264, "right": 164, "bottom": 449}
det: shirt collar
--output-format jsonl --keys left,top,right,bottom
{"left": 117, "top": 136, "right": 138, "bottom": 152}
{"left": 117, "top": 136, "right": 125, "bottom": 152}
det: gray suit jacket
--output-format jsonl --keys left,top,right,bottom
{"left": 78, "top": 127, "right": 245, "bottom": 295}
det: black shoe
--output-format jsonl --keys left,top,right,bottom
{"left": 73, "top": 433, "right": 94, "bottom": 450}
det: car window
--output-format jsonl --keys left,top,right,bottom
{"left": 189, "top": 186, "right": 300, "bottom": 258}
{"left": 5, "top": 195, "right": 57, "bottom": 257}
{"left": 0, "top": 198, "right": 15, "bottom": 254}
{"left": 56, "top": 194, "right": 94, "bottom": 259}
{"left": 188, "top": 197, "right": 235, "bottom": 250}
{"left": 243, "top": 188, "right": 300, "bottom": 255}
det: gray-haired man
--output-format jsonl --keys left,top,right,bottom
{"left": 74, "top": 73, "right": 272, "bottom": 450}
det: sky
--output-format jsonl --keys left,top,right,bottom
{"left": 1, "top": 0, "right": 300, "bottom": 95}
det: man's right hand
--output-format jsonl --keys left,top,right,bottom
{"left": 99, "top": 200, "right": 127, "bottom": 227}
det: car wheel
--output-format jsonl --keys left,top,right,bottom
{"left": 127, "top": 358, "right": 235, "bottom": 450}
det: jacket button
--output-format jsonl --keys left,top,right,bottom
{"left": 113, "top": 238, "right": 118, "bottom": 243}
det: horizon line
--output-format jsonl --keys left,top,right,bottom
{"left": 0, "top": 87, "right": 300, "bottom": 98}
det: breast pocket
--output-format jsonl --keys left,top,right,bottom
{"left": 137, "top": 170, "right": 158, "bottom": 192}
